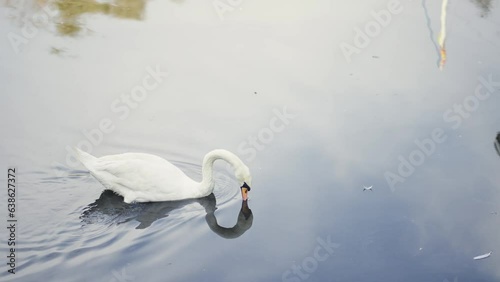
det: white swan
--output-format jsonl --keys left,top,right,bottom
{"left": 75, "top": 148, "right": 252, "bottom": 203}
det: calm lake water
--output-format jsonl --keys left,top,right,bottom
{"left": 1, "top": 0, "right": 500, "bottom": 281}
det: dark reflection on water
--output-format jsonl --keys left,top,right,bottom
{"left": 495, "top": 132, "right": 500, "bottom": 157}
{"left": 471, "top": 0, "right": 494, "bottom": 17}
{"left": 81, "top": 190, "right": 253, "bottom": 237}
{"left": 421, "top": 0, "right": 440, "bottom": 67}
{"left": 206, "top": 200, "right": 253, "bottom": 239}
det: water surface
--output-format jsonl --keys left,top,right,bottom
{"left": 1, "top": 0, "right": 500, "bottom": 281}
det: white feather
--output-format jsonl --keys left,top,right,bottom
{"left": 473, "top": 252, "right": 492, "bottom": 260}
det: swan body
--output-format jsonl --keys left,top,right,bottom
{"left": 75, "top": 148, "right": 252, "bottom": 203}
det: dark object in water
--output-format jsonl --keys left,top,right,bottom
{"left": 495, "top": 132, "right": 500, "bottom": 157}
{"left": 80, "top": 190, "right": 253, "bottom": 238}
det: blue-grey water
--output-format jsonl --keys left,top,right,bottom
{"left": 1, "top": 1, "right": 500, "bottom": 281}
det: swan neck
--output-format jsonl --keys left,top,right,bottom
{"left": 201, "top": 149, "right": 243, "bottom": 191}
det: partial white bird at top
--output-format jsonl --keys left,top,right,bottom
{"left": 363, "top": 185, "right": 373, "bottom": 191}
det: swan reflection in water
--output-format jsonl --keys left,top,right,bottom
{"left": 80, "top": 190, "right": 253, "bottom": 238}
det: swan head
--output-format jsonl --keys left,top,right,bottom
{"left": 235, "top": 165, "right": 252, "bottom": 201}
{"left": 240, "top": 182, "right": 251, "bottom": 201}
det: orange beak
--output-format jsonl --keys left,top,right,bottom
{"left": 241, "top": 187, "right": 249, "bottom": 201}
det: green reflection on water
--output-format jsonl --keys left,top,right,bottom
{"left": 55, "top": 0, "right": 146, "bottom": 36}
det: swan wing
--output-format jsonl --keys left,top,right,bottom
{"left": 87, "top": 153, "right": 198, "bottom": 202}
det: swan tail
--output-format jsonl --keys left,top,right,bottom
{"left": 74, "top": 147, "right": 97, "bottom": 168}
